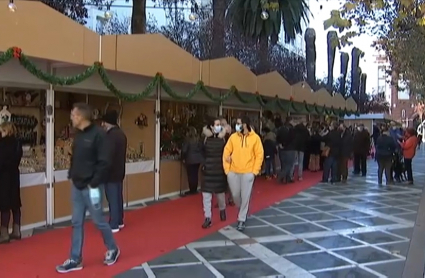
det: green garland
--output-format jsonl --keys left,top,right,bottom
{"left": 1, "top": 47, "right": 357, "bottom": 116}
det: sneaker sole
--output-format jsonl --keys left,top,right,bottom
{"left": 104, "top": 250, "right": 120, "bottom": 266}
{"left": 56, "top": 266, "right": 83, "bottom": 273}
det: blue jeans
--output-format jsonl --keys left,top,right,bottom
{"left": 322, "top": 156, "right": 338, "bottom": 182}
{"left": 70, "top": 184, "right": 117, "bottom": 261}
{"left": 104, "top": 182, "right": 124, "bottom": 229}
{"left": 278, "top": 150, "right": 296, "bottom": 180}
{"left": 265, "top": 155, "right": 276, "bottom": 176}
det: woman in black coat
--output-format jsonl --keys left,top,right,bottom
{"left": 201, "top": 118, "right": 227, "bottom": 228}
{"left": 0, "top": 122, "right": 22, "bottom": 244}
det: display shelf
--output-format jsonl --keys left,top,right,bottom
{"left": 20, "top": 172, "right": 47, "bottom": 188}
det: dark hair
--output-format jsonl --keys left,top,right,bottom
{"left": 406, "top": 127, "right": 416, "bottom": 136}
{"left": 381, "top": 125, "right": 388, "bottom": 132}
{"left": 73, "top": 103, "right": 93, "bottom": 121}
{"left": 208, "top": 117, "right": 220, "bottom": 132}
{"left": 262, "top": 127, "right": 271, "bottom": 133}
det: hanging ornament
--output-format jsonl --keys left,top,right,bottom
{"left": 260, "top": 10, "right": 269, "bottom": 20}
{"left": 188, "top": 13, "right": 198, "bottom": 21}
{"left": 104, "top": 10, "right": 113, "bottom": 19}
{"left": 8, "top": 0, "right": 16, "bottom": 12}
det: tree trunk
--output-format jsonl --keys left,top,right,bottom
{"left": 257, "top": 36, "right": 269, "bottom": 74}
{"left": 211, "top": 0, "right": 227, "bottom": 59}
{"left": 131, "top": 0, "right": 146, "bottom": 34}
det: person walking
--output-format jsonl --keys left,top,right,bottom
{"left": 56, "top": 103, "right": 119, "bottom": 273}
{"left": 276, "top": 117, "right": 296, "bottom": 184}
{"left": 0, "top": 122, "right": 22, "bottom": 244}
{"left": 181, "top": 126, "right": 203, "bottom": 196}
{"left": 338, "top": 123, "right": 353, "bottom": 183}
{"left": 376, "top": 126, "right": 396, "bottom": 187}
{"left": 101, "top": 110, "right": 127, "bottom": 233}
{"left": 399, "top": 128, "right": 418, "bottom": 185}
{"left": 223, "top": 116, "right": 264, "bottom": 231}
{"left": 201, "top": 118, "right": 227, "bottom": 228}
{"left": 293, "top": 121, "right": 310, "bottom": 180}
{"left": 353, "top": 124, "right": 370, "bottom": 176}
{"left": 262, "top": 127, "right": 277, "bottom": 179}
{"left": 322, "top": 122, "right": 342, "bottom": 183}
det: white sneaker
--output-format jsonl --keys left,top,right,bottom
{"left": 111, "top": 228, "right": 120, "bottom": 233}
{"left": 119, "top": 224, "right": 125, "bottom": 229}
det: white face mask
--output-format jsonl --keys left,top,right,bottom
{"left": 214, "top": 125, "right": 222, "bottom": 133}
{"left": 235, "top": 124, "right": 242, "bottom": 132}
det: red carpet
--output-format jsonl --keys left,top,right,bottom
{"left": 0, "top": 172, "right": 321, "bottom": 278}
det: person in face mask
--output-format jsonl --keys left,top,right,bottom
{"left": 201, "top": 118, "right": 228, "bottom": 228}
{"left": 352, "top": 124, "right": 371, "bottom": 176}
{"left": 223, "top": 116, "right": 264, "bottom": 231}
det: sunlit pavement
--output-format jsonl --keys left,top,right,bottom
{"left": 116, "top": 152, "right": 425, "bottom": 278}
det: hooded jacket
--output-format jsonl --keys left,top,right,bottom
{"left": 201, "top": 126, "right": 227, "bottom": 193}
{"left": 223, "top": 129, "right": 264, "bottom": 175}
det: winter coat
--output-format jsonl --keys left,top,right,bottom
{"left": 202, "top": 127, "right": 227, "bottom": 193}
{"left": 353, "top": 129, "right": 371, "bottom": 156}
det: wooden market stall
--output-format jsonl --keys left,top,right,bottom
{"left": 0, "top": 1, "right": 357, "bottom": 230}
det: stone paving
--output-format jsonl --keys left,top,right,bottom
{"left": 116, "top": 153, "right": 425, "bottom": 278}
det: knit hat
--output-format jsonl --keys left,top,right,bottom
{"left": 102, "top": 110, "right": 118, "bottom": 126}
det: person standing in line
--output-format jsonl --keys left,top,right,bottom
{"left": 101, "top": 110, "right": 127, "bottom": 233}
{"left": 293, "top": 120, "right": 310, "bottom": 181}
{"left": 223, "top": 116, "right": 264, "bottom": 231}
{"left": 375, "top": 126, "right": 396, "bottom": 187}
{"left": 338, "top": 123, "right": 353, "bottom": 183}
{"left": 0, "top": 122, "right": 22, "bottom": 244}
{"left": 276, "top": 117, "right": 297, "bottom": 184}
{"left": 353, "top": 124, "right": 370, "bottom": 176}
{"left": 308, "top": 128, "right": 321, "bottom": 172}
{"left": 201, "top": 118, "right": 227, "bottom": 228}
{"left": 181, "top": 126, "right": 203, "bottom": 196}
{"left": 56, "top": 103, "right": 119, "bottom": 273}
{"left": 262, "top": 126, "right": 277, "bottom": 180}
{"left": 322, "top": 122, "right": 342, "bottom": 183}
{"left": 399, "top": 128, "right": 418, "bottom": 185}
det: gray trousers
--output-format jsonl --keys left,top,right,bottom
{"left": 202, "top": 192, "right": 226, "bottom": 218}
{"left": 291, "top": 151, "right": 305, "bottom": 178}
{"left": 227, "top": 172, "right": 255, "bottom": 222}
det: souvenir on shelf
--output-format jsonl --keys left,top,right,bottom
{"left": 19, "top": 145, "right": 46, "bottom": 173}
{"left": 0, "top": 106, "right": 11, "bottom": 123}
{"left": 126, "top": 144, "right": 149, "bottom": 162}
{"left": 54, "top": 138, "right": 73, "bottom": 170}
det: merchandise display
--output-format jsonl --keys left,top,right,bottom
{"left": 19, "top": 145, "right": 46, "bottom": 174}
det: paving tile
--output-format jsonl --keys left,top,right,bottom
{"left": 308, "top": 191, "right": 342, "bottom": 197}
{"left": 351, "top": 217, "right": 397, "bottom": 227}
{"left": 316, "top": 220, "right": 362, "bottom": 230}
{"left": 360, "top": 195, "right": 391, "bottom": 201}
{"left": 349, "top": 231, "right": 403, "bottom": 244}
{"left": 212, "top": 259, "right": 280, "bottom": 277}
{"left": 291, "top": 200, "right": 330, "bottom": 206}
{"left": 296, "top": 212, "right": 339, "bottom": 221}
{"left": 115, "top": 269, "right": 149, "bottom": 278}
{"left": 396, "top": 213, "right": 417, "bottom": 221}
{"left": 313, "top": 267, "right": 379, "bottom": 278}
{"left": 308, "top": 235, "right": 363, "bottom": 249}
{"left": 332, "top": 197, "right": 364, "bottom": 203}
{"left": 262, "top": 239, "right": 319, "bottom": 255}
{"left": 195, "top": 232, "right": 229, "bottom": 242}
{"left": 152, "top": 265, "right": 215, "bottom": 278}
{"left": 312, "top": 205, "right": 348, "bottom": 212}
{"left": 367, "top": 260, "right": 405, "bottom": 278}
{"left": 272, "top": 201, "right": 302, "bottom": 208}
{"left": 334, "top": 246, "right": 397, "bottom": 264}
{"left": 259, "top": 215, "right": 305, "bottom": 225}
{"left": 278, "top": 223, "right": 327, "bottom": 234}
{"left": 285, "top": 252, "right": 350, "bottom": 271}
{"left": 378, "top": 241, "right": 410, "bottom": 256}
{"left": 331, "top": 210, "right": 372, "bottom": 219}
{"left": 386, "top": 227, "right": 413, "bottom": 238}
{"left": 279, "top": 206, "right": 319, "bottom": 214}
{"left": 241, "top": 226, "right": 287, "bottom": 238}
{"left": 253, "top": 208, "right": 285, "bottom": 217}
{"left": 148, "top": 249, "right": 199, "bottom": 266}
{"left": 195, "top": 245, "right": 254, "bottom": 261}
{"left": 351, "top": 202, "right": 388, "bottom": 209}
{"left": 399, "top": 204, "right": 419, "bottom": 211}
{"left": 371, "top": 207, "right": 412, "bottom": 215}
{"left": 231, "top": 218, "right": 266, "bottom": 227}
{"left": 375, "top": 199, "right": 412, "bottom": 206}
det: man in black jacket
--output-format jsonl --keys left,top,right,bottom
{"left": 338, "top": 123, "right": 353, "bottom": 183}
{"left": 322, "top": 122, "right": 342, "bottom": 183}
{"left": 376, "top": 126, "right": 396, "bottom": 186}
{"left": 276, "top": 117, "right": 296, "bottom": 183}
{"left": 293, "top": 121, "right": 310, "bottom": 180}
{"left": 102, "top": 110, "right": 127, "bottom": 233}
{"left": 56, "top": 103, "right": 120, "bottom": 274}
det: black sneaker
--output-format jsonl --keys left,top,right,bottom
{"left": 202, "top": 218, "right": 212, "bottom": 229}
{"left": 104, "top": 249, "right": 120, "bottom": 266}
{"left": 220, "top": 210, "right": 226, "bottom": 221}
{"left": 236, "top": 221, "right": 246, "bottom": 231}
{"left": 56, "top": 259, "right": 83, "bottom": 273}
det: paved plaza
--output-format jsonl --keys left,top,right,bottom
{"left": 116, "top": 153, "right": 425, "bottom": 278}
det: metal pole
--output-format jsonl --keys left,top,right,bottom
{"left": 45, "top": 71, "right": 55, "bottom": 226}
{"left": 154, "top": 83, "right": 161, "bottom": 200}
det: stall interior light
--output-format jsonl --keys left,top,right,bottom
{"left": 8, "top": 0, "right": 17, "bottom": 12}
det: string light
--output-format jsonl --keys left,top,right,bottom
{"left": 188, "top": 13, "right": 198, "bottom": 21}
{"left": 8, "top": 0, "right": 17, "bottom": 12}
{"left": 260, "top": 10, "right": 269, "bottom": 20}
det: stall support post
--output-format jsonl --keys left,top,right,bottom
{"left": 154, "top": 84, "right": 161, "bottom": 201}
{"left": 259, "top": 107, "right": 263, "bottom": 131}
{"left": 45, "top": 86, "right": 55, "bottom": 226}
{"left": 219, "top": 101, "right": 223, "bottom": 117}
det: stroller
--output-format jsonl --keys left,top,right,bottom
{"left": 392, "top": 152, "right": 407, "bottom": 182}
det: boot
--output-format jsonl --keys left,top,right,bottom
{"left": 220, "top": 210, "right": 226, "bottom": 221}
{"left": 0, "top": 227, "right": 10, "bottom": 244}
{"left": 202, "top": 218, "right": 212, "bottom": 229}
{"left": 9, "top": 224, "right": 21, "bottom": 240}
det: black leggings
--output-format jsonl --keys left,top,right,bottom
{"left": 1, "top": 209, "right": 21, "bottom": 228}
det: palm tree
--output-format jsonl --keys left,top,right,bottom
{"left": 228, "top": 0, "right": 310, "bottom": 73}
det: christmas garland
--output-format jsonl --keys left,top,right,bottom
{"left": 1, "top": 47, "right": 357, "bottom": 116}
